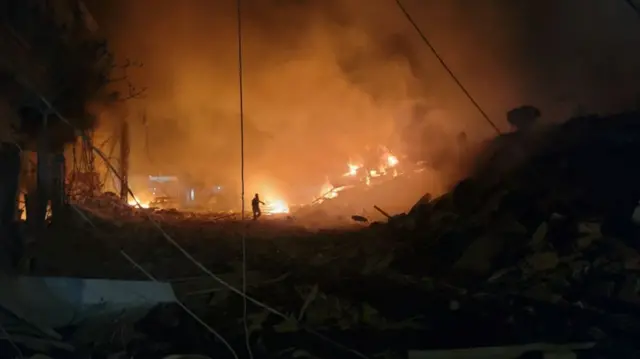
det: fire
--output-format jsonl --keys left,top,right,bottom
{"left": 316, "top": 179, "right": 350, "bottom": 203}
{"left": 387, "top": 154, "right": 399, "bottom": 167}
{"left": 264, "top": 199, "right": 289, "bottom": 214}
{"left": 320, "top": 179, "right": 338, "bottom": 199}
{"left": 343, "top": 163, "right": 361, "bottom": 177}
{"left": 128, "top": 196, "right": 150, "bottom": 208}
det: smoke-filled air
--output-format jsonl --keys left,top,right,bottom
{"left": 85, "top": 0, "right": 640, "bottom": 212}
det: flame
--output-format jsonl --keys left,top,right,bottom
{"left": 320, "top": 179, "right": 338, "bottom": 199}
{"left": 343, "top": 163, "right": 361, "bottom": 177}
{"left": 387, "top": 154, "right": 399, "bottom": 167}
{"left": 128, "top": 196, "right": 150, "bottom": 208}
{"left": 264, "top": 199, "right": 289, "bottom": 214}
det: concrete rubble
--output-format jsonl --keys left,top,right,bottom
{"left": 6, "top": 111, "right": 640, "bottom": 358}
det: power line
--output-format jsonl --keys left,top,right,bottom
{"left": 235, "top": 0, "right": 253, "bottom": 358}
{"left": 393, "top": 0, "right": 502, "bottom": 135}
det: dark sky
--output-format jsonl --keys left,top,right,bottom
{"left": 82, "top": 0, "right": 640, "bottom": 203}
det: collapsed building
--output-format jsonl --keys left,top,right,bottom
{"left": 0, "top": 0, "right": 115, "bottom": 264}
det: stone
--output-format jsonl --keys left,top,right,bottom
{"left": 525, "top": 252, "right": 559, "bottom": 272}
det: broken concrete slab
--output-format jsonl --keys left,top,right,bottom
{"left": 0, "top": 275, "right": 176, "bottom": 329}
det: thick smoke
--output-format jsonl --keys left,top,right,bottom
{"left": 85, "top": 0, "right": 640, "bottom": 207}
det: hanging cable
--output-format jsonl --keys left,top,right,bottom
{"left": 393, "top": 0, "right": 502, "bottom": 135}
{"left": 235, "top": 0, "right": 253, "bottom": 358}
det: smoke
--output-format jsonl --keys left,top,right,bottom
{"left": 84, "top": 0, "right": 640, "bottom": 207}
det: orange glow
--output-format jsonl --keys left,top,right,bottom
{"left": 387, "top": 154, "right": 399, "bottom": 167}
{"left": 319, "top": 179, "right": 338, "bottom": 199}
{"left": 264, "top": 199, "right": 290, "bottom": 214}
{"left": 343, "top": 163, "right": 361, "bottom": 177}
{"left": 92, "top": 0, "right": 579, "bottom": 221}
{"left": 128, "top": 196, "right": 150, "bottom": 208}
{"left": 256, "top": 183, "right": 290, "bottom": 215}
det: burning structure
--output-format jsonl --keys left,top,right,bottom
{"left": 0, "top": 0, "right": 118, "bottom": 243}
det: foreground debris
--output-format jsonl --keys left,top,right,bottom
{"left": 9, "top": 111, "right": 640, "bottom": 358}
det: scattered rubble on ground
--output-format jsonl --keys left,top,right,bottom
{"left": 4, "top": 112, "right": 640, "bottom": 358}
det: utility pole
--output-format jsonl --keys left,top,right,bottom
{"left": 119, "top": 120, "right": 130, "bottom": 201}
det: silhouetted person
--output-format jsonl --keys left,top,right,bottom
{"left": 251, "top": 193, "right": 265, "bottom": 220}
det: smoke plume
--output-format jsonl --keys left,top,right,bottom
{"left": 85, "top": 0, "right": 640, "bottom": 207}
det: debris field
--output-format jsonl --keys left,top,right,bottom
{"left": 5, "top": 111, "right": 640, "bottom": 359}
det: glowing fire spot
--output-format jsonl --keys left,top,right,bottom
{"left": 343, "top": 163, "right": 361, "bottom": 177}
{"left": 387, "top": 154, "right": 399, "bottom": 167}
{"left": 128, "top": 196, "right": 150, "bottom": 208}
{"left": 319, "top": 179, "right": 338, "bottom": 200}
{"left": 264, "top": 199, "right": 289, "bottom": 214}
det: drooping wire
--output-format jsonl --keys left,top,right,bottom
{"left": 235, "top": 0, "right": 253, "bottom": 357}
{"left": 393, "top": 0, "right": 502, "bottom": 135}
{"left": 120, "top": 250, "right": 239, "bottom": 359}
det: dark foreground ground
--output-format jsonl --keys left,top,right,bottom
{"left": 7, "top": 112, "right": 640, "bottom": 359}
{"left": 18, "top": 200, "right": 640, "bottom": 359}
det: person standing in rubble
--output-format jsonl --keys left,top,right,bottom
{"left": 251, "top": 193, "right": 265, "bottom": 220}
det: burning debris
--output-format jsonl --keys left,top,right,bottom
{"left": 127, "top": 195, "right": 150, "bottom": 208}
{"left": 264, "top": 198, "right": 290, "bottom": 215}
{"left": 341, "top": 146, "right": 401, "bottom": 182}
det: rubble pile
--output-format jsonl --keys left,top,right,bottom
{"left": 376, "top": 112, "right": 640, "bottom": 347}
{"left": 394, "top": 111, "right": 640, "bottom": 276}
{"left": 10, "top": 112, "right": 640, "bottom": 358}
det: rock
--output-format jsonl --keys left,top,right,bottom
{"left": 617, "top": 275, "right": 640, "bottom": 304}
{"left": 524, "top": 252, "right": 559, "bottom": 273}
{"left": 606, "top": 239, "right": 640, "bottom": 270}
{"left": 543, "top": 352, "right": 576, "bottom": 359}
{"left": 351, "top": 215, "right": 368, "bottom": 223}
{"left": 522, "top": 283, "right": 563, "bottom": 303}
{"left": 452, "top": 234, "right": 508, "bottom": 277}
{"left": 577, "top": 222, "right": 601, "bottom": 236}
{"left": 529, "top": 222, "right": 548, "bottom": 251}
{"left": 575, "top": 235, "right": 599, "bottom": 251}
{"left": 410, "top": 193, "right": 432, "bottom": 213}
